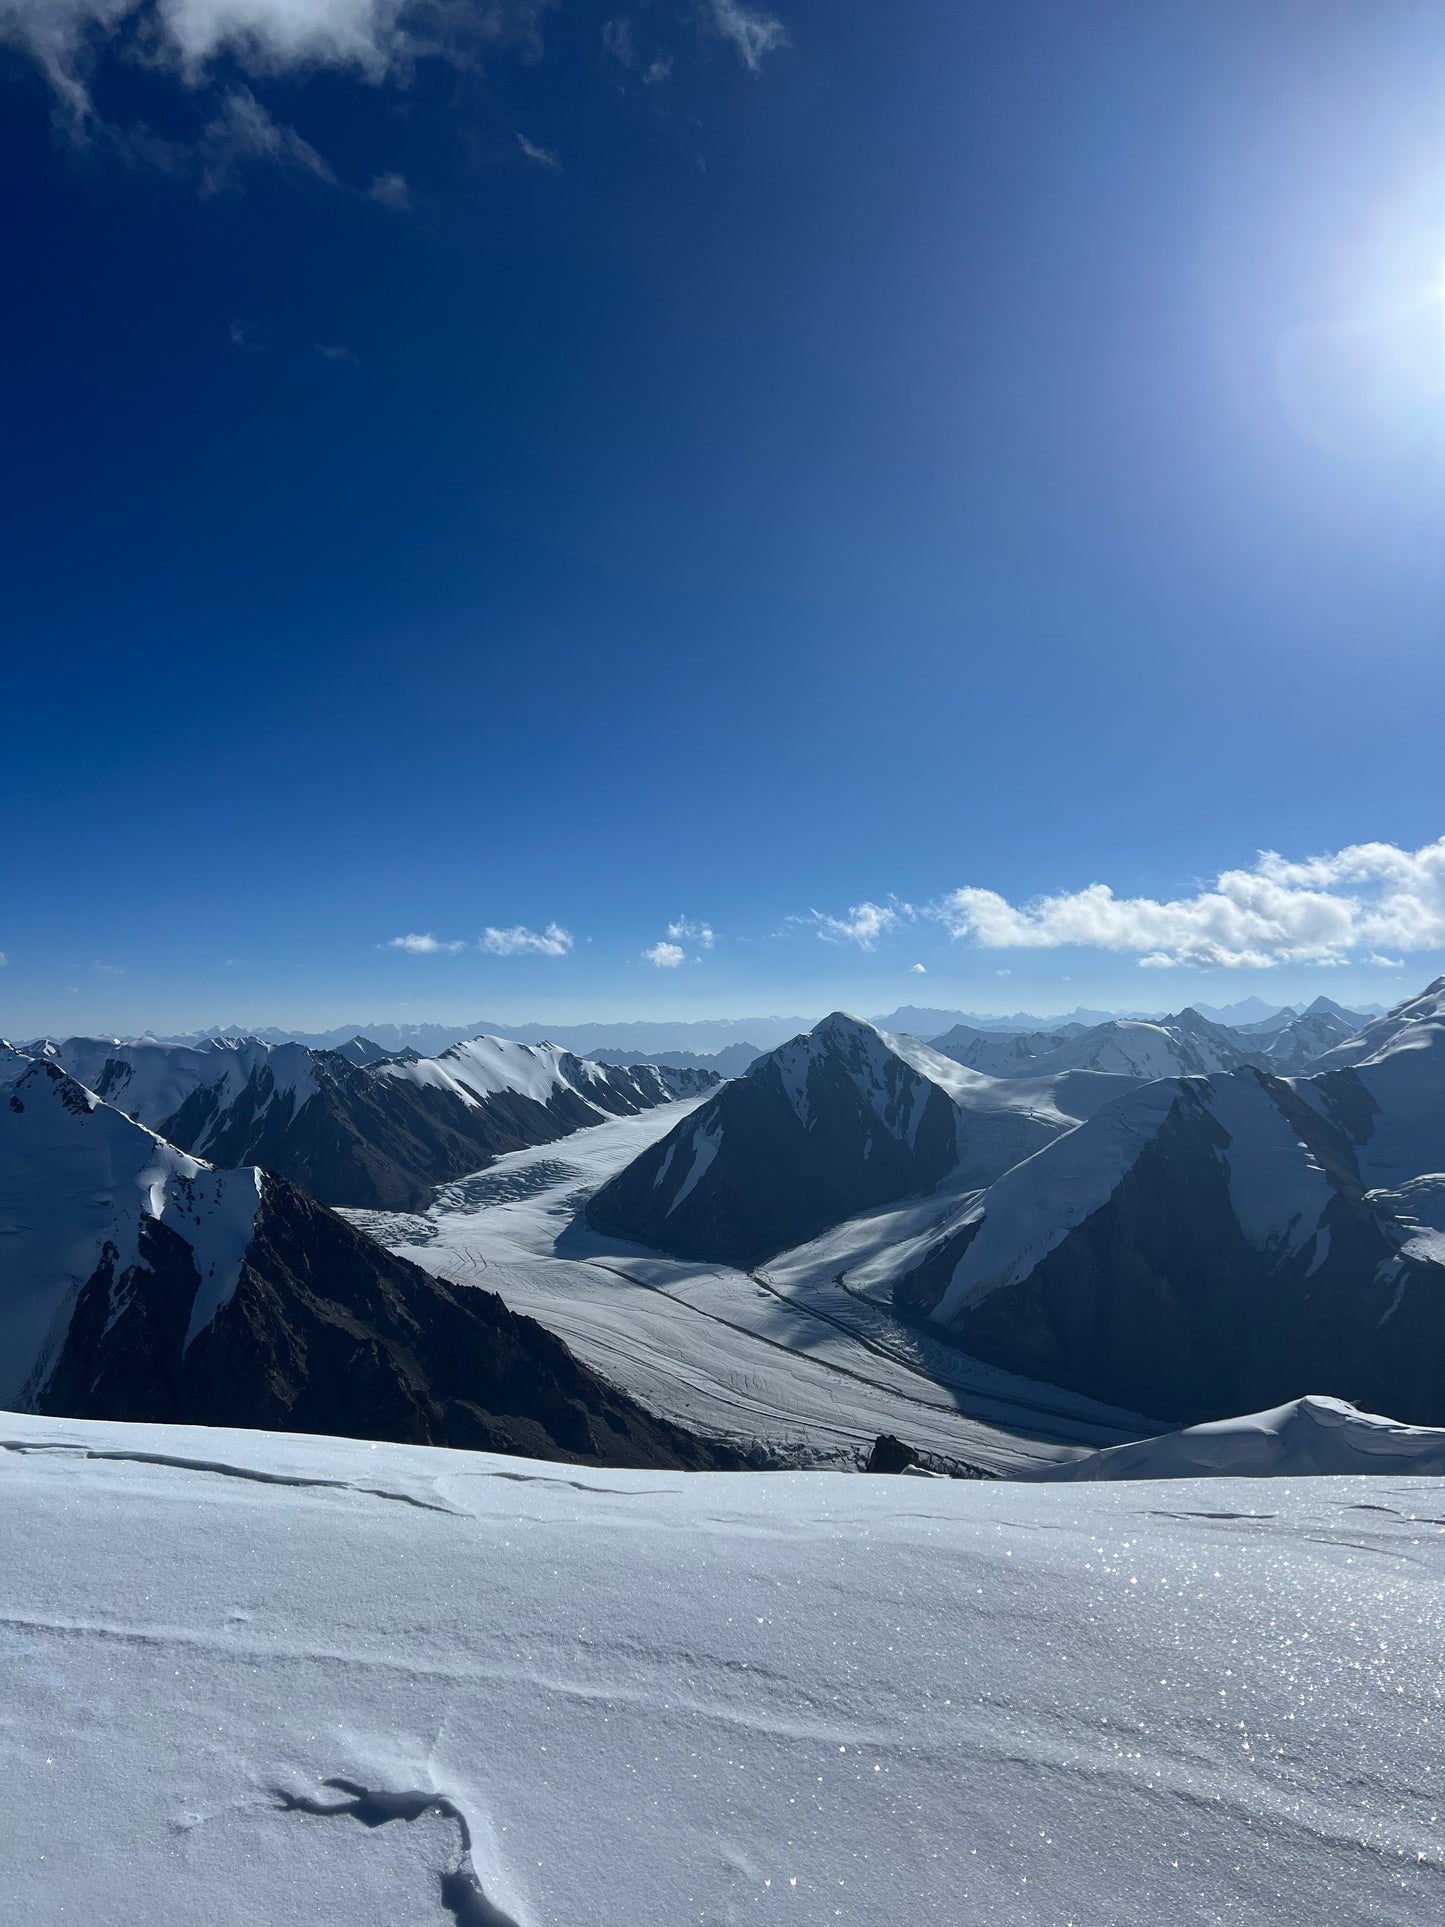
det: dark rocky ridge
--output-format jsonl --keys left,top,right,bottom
{"left": 902, "top": 1070, "right": 1445, "bottom": 1427}
{"left": 53, "top": 1038, "right": 717, "bottom": 1212}
{"left": 40, "top": 1171, "right": 739, "bottom": 1468}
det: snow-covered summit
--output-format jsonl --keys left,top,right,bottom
{"left": 1036, "top": 1394, "right": 1445, "bottom": 1480}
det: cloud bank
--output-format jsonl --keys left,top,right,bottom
{"left": 929, "top": 837, "right": 1445, "bottom": 970}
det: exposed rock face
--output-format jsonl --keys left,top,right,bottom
{"left": 36, "top": 1034, "right": 718, "bottom": 1211}
{"left": 3, "top": 1058, "right": 737, "bottom": 1469}
{"left": 898, "top": 1066, "right": 1445, "bottom": 1426}
{"left": 588, "top": 1013, "right": 1086, "bottom": 1266}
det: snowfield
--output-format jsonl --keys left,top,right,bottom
{"left": 343, "top": 1099, "right": 1147, "bottom": 1473}
{"left": 4, "top": 1409, "right": 1445, "bottom": 1926}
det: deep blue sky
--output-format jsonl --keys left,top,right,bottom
{"left": 3, "top": 0, "right": 1445, "bottom": 1033}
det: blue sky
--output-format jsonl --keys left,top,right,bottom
{"left": 3, "top": 0, "right": 1445, "bottom": 1035}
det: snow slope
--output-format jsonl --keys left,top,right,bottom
{"left": 1037, "top": 1395, "right": 1445, "bottom": 1481}
{"left": 4, "top": 1409, "right": 1445, "bottom": 1926}
{"left": 902, "top": 1063, "right": 1445, "bottom": 1426}
{"left": 0, "top": 1055, "right": 262, "bottom": 1406}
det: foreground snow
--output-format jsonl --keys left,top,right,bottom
{"left": 4, "top": 1410, "right": 1444, "bottom": 1925}
{"left": 344, "top": 1100, "right": 1144, "bottom": 1473}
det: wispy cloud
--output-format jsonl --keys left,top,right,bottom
{"left": 367, "top": 171, "right": 410, "bottom": 210}
{"left": 516, "top": 131, "right": 561, "bottom": 171}
{"left": 804, "top": 898, "right": 913, "bottom": 950}
{"left": 707, "top": 0, "right": 787, "bottom": 71}
{"left": 642, "top": 53, "right": 671, "bottom": 84}
{"left": 316, "top": 342, "right": 361, "bottom": 366}
{"left": 928, "top": 836, "right": 1445, "bottom": 969}
{"left": 908, "top": 962, "right": 926, "bottom": 974}
{"left": 198, "top": 86, "right": 335, "bottom": 197}
{"left": 601, "top": 15, "right": 632, "bottom": 66}
{"left": 91, "top": 960, "right": 124, "bottom": 975}
{"left": 0, "top": 951, "right": 8, "bottom": 966}
{"left": 667, "top": 916, "right": 716, "bottom": 948}
{"left": 481, "top": 922, "right": 573, "bottom": 957}
{"left": 388, "top": 932, "right": 465, "bottom": 955}
{"left": 644, "top": 941, "right": 686, "bottom": 968}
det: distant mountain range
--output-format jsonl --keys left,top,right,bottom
{"left": 0, "top": 1049, "right": 735, "bottom": 1467}
{"left": 132, "top": 995, "right": 1385, "bottom": 1060}
{"left": 928, "top": 996, "right": 1371, "bottom": 1081}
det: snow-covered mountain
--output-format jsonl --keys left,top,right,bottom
{"left": 893, "top": 1044, "right": 1445, "bottom": 1425}
{"left": 931, "top": 1006, "right": 1253, "bottom": 1080}
{"left": 589, "top": 1013, "right": 1137, "bottom": 1266}
{"left": 0, "top": 1052, "right": 732, "bottom": 1468}
{"left": 30, "top": 1033, "right": 716, "bottom": 1210}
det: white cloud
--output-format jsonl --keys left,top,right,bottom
{"left": 644, "top": 942, "right": 686, "bottom": 968}
{"left": 0, "top": 951, "right": 7, "bottom": 966}
{"left": 0, "top": 0, "right": 552, "bottom": 122}
{"left": 667, "top": 916, "right": 715, "bottom": 948}
{"left": 316, "top": 341, "right": 360, "bottom": 365}
{"left": 805, "top": 898, "right": 913, "bottom": 950}
{"left": 929, "top": 836, "right": 1445, "bottom": 969}
{"left": 707, "top": 0, "right": 785, "bottom": 71}
{"left": 516, "top": 131, "right": 561, "bottom": 170}
{"left": 480, "top": 922, "right": 573, "bottom": 957}
{"left": 388, "top": 932, "right": 464, "bottom": 954}
{"left": 91, "top": 960, "right": 124, "bottom": 975}
{"left": 367, "top": 170, "right": 409, "bottom": 209}
{"left": 908, "top": 962, "right": 926, "bottom": 974}
{"left": 642, "top": 52, "right": 670, "bottom": 83}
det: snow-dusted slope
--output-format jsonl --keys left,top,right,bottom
{"left": 0, "top": 1056, "right": 261, "bottom": 1408}
{"left": 0, "top": 1056, "right": 733, "bottom": 1469}
{"left": 6, "top": 1411, "right": 1445, "bottom": 1927}
{"left": 34, "top": 1032, "right": 717, "bottom": 1211}
{"left": 896, "top": 1062, "right": 1445, "bottom": 1425}
{"left": 1037, "top": 1395, "right": 1445, "bottom": 1480}
{"left": 588, "top": 1013, "right": 1126, "bottom": 1266}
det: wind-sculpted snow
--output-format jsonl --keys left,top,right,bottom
{"left": 5, "top": 1409, "right": 1445, "bottom": 1925}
